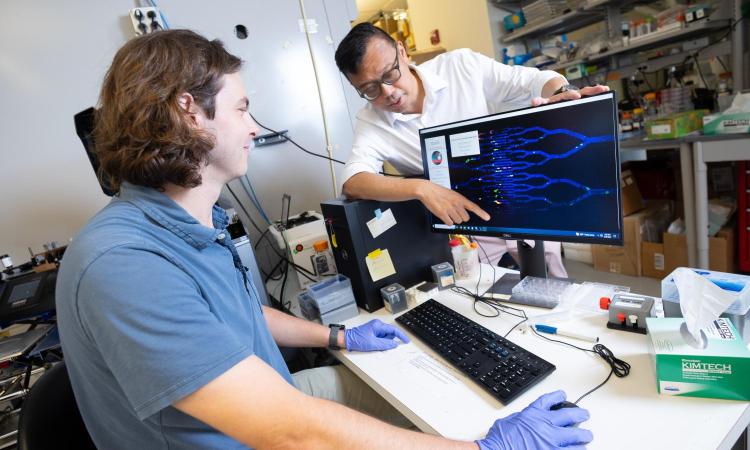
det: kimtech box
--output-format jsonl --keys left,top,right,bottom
{"left": 646, "top": 317, "right": 750, "bottom": 401}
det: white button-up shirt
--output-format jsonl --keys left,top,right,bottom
{"left": 341, "top": 48, "right": 565, "bottom": 183}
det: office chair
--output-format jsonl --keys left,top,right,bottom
{"left": 17, "top": 362, "right": 96, "bottom": 450}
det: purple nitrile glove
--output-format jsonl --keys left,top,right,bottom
{"left": 344, "top": 319, "right": 410, "bottom": 352}
{"left": 476, "top": 390, "right": 593, "bottom": 450}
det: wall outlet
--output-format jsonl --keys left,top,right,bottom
{"left": 129, "top": 7, "right": 165, "bottom": 36}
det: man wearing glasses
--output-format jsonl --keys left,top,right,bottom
{"left": 334, "top": 23, "right": 608, "bottom": 271}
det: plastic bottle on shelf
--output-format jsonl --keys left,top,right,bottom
{"left": 643, "top": 92, "right": 658, "bottom": 119}
{"left": 620, "top": 111, "right": 633, "bottom": 132}
{"left": 632, "top": 108, "right": 643, "bottom": 130}
{"left": 717, "top": 75, "right": 734, "bottom": 112}
{"left": 621, "top": 21, "right": 630, "bottom": 46}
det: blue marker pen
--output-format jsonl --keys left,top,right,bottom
{"left": 533, "top": 323, "right": 599, "bottom": 343}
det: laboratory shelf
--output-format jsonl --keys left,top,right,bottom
{"left": 548, "top": 18, "right": 731, "bottom": 72}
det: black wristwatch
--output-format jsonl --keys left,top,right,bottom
{"left": 328, "top": 324, "right": 345, "bottom": 350}
{"left": 552, "top": 84, "right": 578, "bottom": 96}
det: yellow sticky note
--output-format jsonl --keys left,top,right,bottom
{"left": 365, "top": 248, "right": 396, "bottom": 282}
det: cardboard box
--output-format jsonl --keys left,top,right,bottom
{"left": 662, "top": 228, "right": 735, "bottom": 274}
{"left": 562, "top": 242, "right": 593, "bottom": 264}
{"left": 645, "top": 109, "right": 708, "bottom": 139}
{"left": 647, "top": 317, "right": 750, "bottom": 401}
{"left": 621, "top": 169, "right": 644, "bottom": 216}
{"left": 593, "top": 208, "right": 654, "bottom": 276}
{"left": 642, "top": 241, "right": 667, "bottom": 279}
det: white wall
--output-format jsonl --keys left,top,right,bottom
{"left": 0, "top": 2, "right": 128, "bottom": 262}
{"left": 407, "top": 0, "right": 494, "bottom": 58}
{"left": 0, "top": 0, "right": 363, "bottom": 266}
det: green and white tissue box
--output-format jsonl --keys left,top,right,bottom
{"left": 646, "top": 317, "right": 750, "bottom": 401}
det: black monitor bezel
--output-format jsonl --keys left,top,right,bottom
{"left": 419, "top": 91, "right": 623, "bottom": 246}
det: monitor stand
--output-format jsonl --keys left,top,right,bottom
{"left": 485, "top": 240, "right": 546, "bottom": 296}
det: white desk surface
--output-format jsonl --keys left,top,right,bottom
{"left": 334, "top": 265, "right": 750, "bottom": 450}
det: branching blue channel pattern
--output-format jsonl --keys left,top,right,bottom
{"left": 451, "top": 126, "right": 615, "bottom": 212}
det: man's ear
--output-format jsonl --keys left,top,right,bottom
{"left": 177, "top": 92, "right": 205, "bottom": 127}
{"left": 397, "top": 40, "right": 408, "bottom": 60}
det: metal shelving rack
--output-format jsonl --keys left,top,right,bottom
{"left": 491, "top": 0, "right": 743, "bottom": 90}
{"left": 500, "top": 8, "right": 601, "bottom": 43}
{"left": 498, "top": 0, "right": 629, "bottom": 43}
{"left": 547, "top": 18, "right": 731, "bottom": 71}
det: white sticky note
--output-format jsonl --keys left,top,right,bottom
{"left": 449, "top": 130, "right": 480, "bottom": 157}
{"left": 366, "top": 208, "right": 397, "bottom": 238}
{"left": 365, "top": 249, "right": 396, "bottom": 282}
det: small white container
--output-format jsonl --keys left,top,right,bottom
{"left": 450, "top": 239, "right": 480, "bottom": 280}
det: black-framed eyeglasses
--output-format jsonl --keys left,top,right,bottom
{"left": 356, "top": 45, "right": 402, "bottom": 101}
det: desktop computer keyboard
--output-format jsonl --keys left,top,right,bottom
{"left": 508, "top": 276, "right": 575, "bottom": 309}
{"left": 396, "top": 299, "right": 556, "bottom": 405}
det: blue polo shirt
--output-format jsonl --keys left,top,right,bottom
{"left": 56, "top": 182, "right": 292, "bottom": 449}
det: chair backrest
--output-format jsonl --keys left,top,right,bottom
{"left": 17, "top": 362, "right": 97, "bottom": 450}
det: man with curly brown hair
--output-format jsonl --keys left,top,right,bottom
{"left": 56, "top": 30, "right": 592, "bottom": 450}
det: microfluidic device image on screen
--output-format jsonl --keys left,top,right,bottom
{"left": 419, "top": 92, "right": 622, "bottom": 245}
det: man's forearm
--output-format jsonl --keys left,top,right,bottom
{"left": 343, "top": 172, "right": 426, "bottom": 202}
{"left": 177, "top": 355, "right": 478, "bottom": 450}
{"left": 541, "top": 76, "right": 567, "bottom": 98}
{"left": 285, "top": 393, "right": 477, "bottom": 450}
{"left": 263, "top": 306, "right": 345, "bottom": 348}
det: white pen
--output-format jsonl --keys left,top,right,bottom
{"left": 533, "top": 323, "right": 599, "bottom": 343}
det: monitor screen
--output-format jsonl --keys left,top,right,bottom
{"left": 419, "top": 92, "right": 622, "bottom": 245}
{"left": 7, "top": 279, "right": 40, "bottom": 306}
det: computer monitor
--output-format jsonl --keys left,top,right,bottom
{"left": 0, "top": 270, "right": 57, "bottom": 325}
{"left": 419, "top": 92, "right": 621, "bottom": 283}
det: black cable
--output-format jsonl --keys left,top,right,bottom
{"left": 473, "top": 238, "right": 529, "bottom": 337}
{"left": 248, "top": 110, "right": 423, "bottom": 179}
{"left": 260, "top": 227, "right": 318, "bottom": 282}
{"left": 450, "top": 263, "right": 629, "bottom": 403}
{"left": 449, "top": 236, "right": 529, "bottom": 336}
{"left": 503, "top": 309, "right": 529, "bottom": 338}
{"left": 529, "top": 326, "right": 630, "bottom": 405}
{"left": 678, "top": 16, "right": 747, "bottom": 89}
{"left": 279, "top": 259, "right": 290, "bottom": 310}
{"left": 254, "top": 228, "right": 270, "bottom": 250}
{"left": 475, "top": 243, "right": 483, "bottom": 296}
{"left": 225, "top": 183, "right": 264, "bottom": 234}
{"left": 249, "top": 111, "right": 346, "bottom": 165}
{"left": 473, "top": 237, "right": 498, "bottom": 297}
{"left": 692, "top": 54, "right": 710, "bottom": 89}
{"left": 223, "top": 184, "right": 288, "bottom": 282}
{"left": 449, "top": 285, "right": 528, "bottom": 337}
{"left": 263, "top": 257, "right": 285, "bottom": 283}
{"left": 638, "top": 69, "right": 654, "bottom": 92}
{"left": 229, "top": 185, "right": 316, "bottom": 283}
{"left": 716, "top": 56, "right": 730, "bottom": 74}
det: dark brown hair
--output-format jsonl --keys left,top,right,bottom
{"left": 335, "top": 23, "right": 394, "bottom": 75}
{"left": 94, "top": 29, "right": 242, "bottom": 192}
